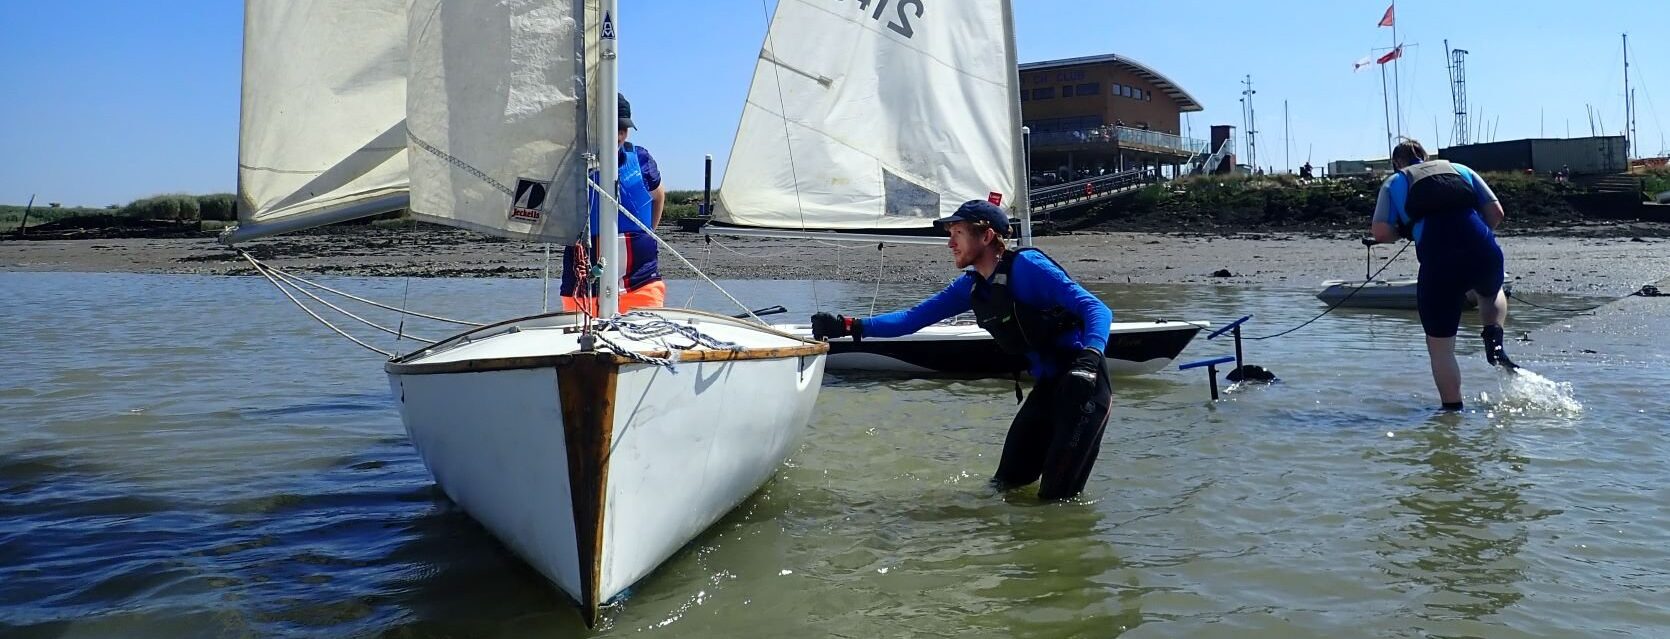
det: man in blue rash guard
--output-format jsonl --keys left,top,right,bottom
{"left": 1371, "top": 138, "right": 1516, "bottom": 412}
{"left": 810, "top": 200, "right": 1114, "bottom": 500}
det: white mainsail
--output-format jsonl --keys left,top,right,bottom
{"left": 714, "top": 0, "right": 1022, "bottom": 231}
{"left": 231, "top": 0, "right": 595, "bottom": 245}
{"left": 233, "top": 0, "right": 410, "bottom": 242}
{"left": 405, "top": 0, "right": 591, "bottom": 244}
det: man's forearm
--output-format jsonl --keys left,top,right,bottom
{"left": 1371, "top": 221, "right": 1400, "bottom": 243}
{"left": 651, "top": 186, "right": 666, "bottom": 228}
{"left": 1481, "top": 201, "right": 1505, "bottom": 229}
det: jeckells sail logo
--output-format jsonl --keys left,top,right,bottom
{"left": 509, "top": 178, "right": 548, "bottom": 224}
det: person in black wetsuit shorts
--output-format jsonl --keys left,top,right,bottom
{"left": 1371, "top": 139, "right": 1517, "bottom": 411}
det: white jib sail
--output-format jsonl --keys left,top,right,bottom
{"left": 405, "top": 0, "right": 591, "bottom": 244}
{"left": 233, "top": 0, "right": 410, "bottom": 242}
{"left": 714, "top": 0, "right": 1019, "bottom": 231}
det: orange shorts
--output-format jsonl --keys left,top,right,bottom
{"left": 561, "top": 280, "right": 666, "bottom": 314}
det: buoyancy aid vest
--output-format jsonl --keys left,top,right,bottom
{"left": 969, "top": 248, "right": 1081, "bottom": 360}
{"left": 560, "top": 143, "right": 660, "bottom": 296}
{"left": 1399, "top": 159, "right": 1477, "bottom": 224}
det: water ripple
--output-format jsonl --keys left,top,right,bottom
{"left": 2, "top": 273, "right": 1667, "bottom": 637}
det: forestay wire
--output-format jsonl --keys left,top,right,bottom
{"left": 591, "top": 180, "right": 766, "bottom": 325}
{"left": 756, "top": 0, "right": 821, "bottom": 312}
{"left": 247, "top": 259, "right": 483, "bottom": 326}
{"left": 241, "top": 250, "right": 398, "bottom": 357}
{"left": 259, "top": 260, "right": 440, "bottom": 345}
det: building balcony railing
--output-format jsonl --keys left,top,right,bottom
{"left": 1030, "top": 125, "right": 1208, "bottom": 158}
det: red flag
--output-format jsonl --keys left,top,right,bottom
{"left": 1376, "top": 45, "right": 1403, "bottom": 65}
{"left": 1378, "top": 4, "right": 1395, "bottom": 27}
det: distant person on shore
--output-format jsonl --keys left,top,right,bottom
{"left": 809, "top": 200, "right": 1114, "bottom": 501}
{"left": 560, "top": 93, "right": 667, "bottom": 313}
{"left": 1371, "top": 138, "right": 1515, "bottom": 411}
{"left": 1300, "top": 162, "right": 1314, "bottom": 180}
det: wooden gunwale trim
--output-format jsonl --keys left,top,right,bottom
{"left": 394, "top": 307, "right": 822, "bottom": 360}
{"left": 388, "top": 310, "right": 580, "bottom": 364}
{"left": 385, "top": 343, "right": 827, "bottom": 376}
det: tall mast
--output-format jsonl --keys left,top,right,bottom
{"left": 596, "top": 0, "right": 621, "bottom": 318}
{"left": 1380, "top": 62, "right": 1393, "bottom": 157}
{"left": 1000, "top": 0, "right": 1031, "bottom": 246}
{"left": 1241, "top": 75, "right": 1258, "bottom": 172}
{"left": 1390, "top": 1, "right": 1403, "bottom": 139}
{"left": 1624, "top": 32, "right": 1634, "bottom": 159}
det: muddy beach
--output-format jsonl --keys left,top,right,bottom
{"left": 2, "top": 222, "right": 1665, "bottom": 297}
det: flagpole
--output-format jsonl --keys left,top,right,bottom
{"left": 1391, "top": 1, "right": 1403, "bottom": 139}
{"left": 1380, "top": 61, "right": 1394, "bottom": 157}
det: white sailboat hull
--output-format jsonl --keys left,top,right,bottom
{"left": 386, "top": 310, "right": 826, "bottom": 624}
{"left": 776, "top": 321, "right": 1206, "bottom": 377}
{"left": 1315, "top": 279, "right": 1512, "bottom": 310}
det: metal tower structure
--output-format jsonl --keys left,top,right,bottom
{"left": 1446, "top": 41, "right": 1469, "bottom": 146}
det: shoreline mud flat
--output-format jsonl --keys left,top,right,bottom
{"left": 2, "top": 223, "right": 1666, "bottom": 296}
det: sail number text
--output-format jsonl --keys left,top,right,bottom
{"left": 840, "top": 0, "right": 924, "bottom": 39}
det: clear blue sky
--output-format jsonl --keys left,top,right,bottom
{"left": 2, "top": 1, "right": 1665, "bottom": 206}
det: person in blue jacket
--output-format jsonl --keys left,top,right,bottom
{"left": 1371, "top": 138, "right": 1516, "bottom": 411}
{"left": 811, "top": 200, "right": 1114, "bottom": 500}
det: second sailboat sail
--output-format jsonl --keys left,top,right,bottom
{"left": 714, "top": 0, "right": 1022, "bottom": 232}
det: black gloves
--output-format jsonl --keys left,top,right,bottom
{"left": 810, "top": 312, "right": 863, "bottom": 341}
{"left": 1395, "top": 221, "right": 1414, "bottom": 240}
{"left": 1065, "top": 347, "right": 1103, "bottom": 393}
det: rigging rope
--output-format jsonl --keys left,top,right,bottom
{"left": 396, "top": 275, "right": 413, "bottom": 347}
{"left": 756, "top": 0, "right": 820, "bottom": 311}
{"left": 870, "top": 243, "right": 886, "bottom": 317}
{"left": 240, "top": 251, "right": 395, "bottom": 357}
{"left": 704, "top": 235, "right": 867, "bottom": 259}
{"left": 611, "top": 311, "right": 742, "bottom": 351}
{"left": 542, "top": 243, "right": 552, "bottom": 313}
{"left": 704, "top": 237, "right": 818, "bottom": 260}
{"left": 1245, "top": 242, "right": 1659, "bottom": 339}
{"left": 682, "top": 237, "right": 714, "bottom": 308}
{"left": 593, "top": 180, "right": 766, "bottom": 325}
{"left": 237, "top": 215, "right": 771, "bottom": 366}
{"left": 1248, "top": 241, "right": 1413, "bottom": 340}
{"left": 590, "top": 330, "right": 674, "bottom": 368}
{"left": 243, "top": 259, "right": 483, "bottom": 326}
{"left": 258, "top": 261, "right": 440, "bottom": 345}
{"left": 583, "top": 311, "right": 745, "bottom": 370}
{"left": 1509, "top": 285, "right": 1663, "bottom": 313}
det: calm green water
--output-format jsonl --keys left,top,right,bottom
{"left": 1, "top": 272, "right": 1664, "bottom": 638}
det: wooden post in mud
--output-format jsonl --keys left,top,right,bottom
{"left": 702, "top": 154, "right": 713, "bottom": 219}
{"left": 16, "top": 195, "right": 35, "bottom": 237}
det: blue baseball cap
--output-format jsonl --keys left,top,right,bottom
{"left": 934, "top": 199, "right": 1012, "bottom": 237}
